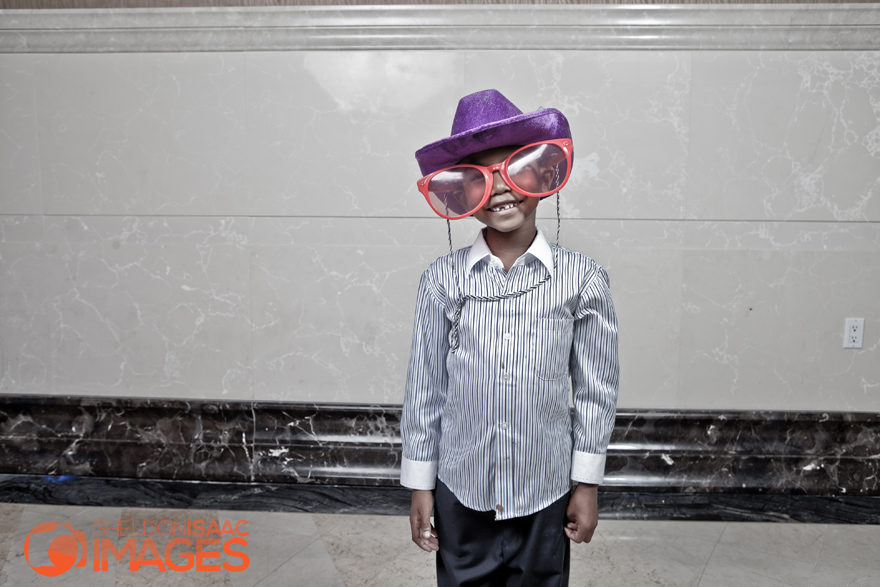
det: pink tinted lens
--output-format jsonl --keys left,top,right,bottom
{"left": 506, "top": 143, "right": 570, "bottom": 195}
{"left": 427, "top": 167, "right": 487, "bottom": 218}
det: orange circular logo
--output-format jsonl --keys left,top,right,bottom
{"left": 24, "top": 522, "right": 82, "bottom": 577}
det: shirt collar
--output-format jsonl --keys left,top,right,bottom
{"left": 466, "top": 227, "right": 554, "bottom": 275}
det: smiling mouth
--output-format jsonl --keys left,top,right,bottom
{"left": 488, "top": 201, "right": 521, "bottom": 212}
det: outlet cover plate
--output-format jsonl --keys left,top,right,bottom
{"left": 844, "top": 317, "right": 865, "bottom": 349}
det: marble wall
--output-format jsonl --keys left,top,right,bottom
{"left": 1, "top": 7, "right": 879, "bottom": 411}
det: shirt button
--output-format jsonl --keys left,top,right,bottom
{"left": 502, "top": 373, "right": 511, "bottom": 382}
{"left": 503, "top": 333, "right": 512, "bottom": 342}
{"left": 500, "top": 422, "right": 508, "bottom": 430}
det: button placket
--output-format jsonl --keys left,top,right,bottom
{"left": 495, "top": 298, "right": 512, "bottom": 512}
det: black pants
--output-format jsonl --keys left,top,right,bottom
{"left": 434, "top": 480, "right": 571, "bottom": 587}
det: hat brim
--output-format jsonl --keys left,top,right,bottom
{"left": 415, "top": 108, "right": 572, "bottom": 176}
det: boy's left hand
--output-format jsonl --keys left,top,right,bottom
{"left": 564, "top": 483, "right": 598, "bottom": 543}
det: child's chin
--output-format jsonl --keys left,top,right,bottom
{"left": 485, "top": 219, "right": 529, "bottom": 233}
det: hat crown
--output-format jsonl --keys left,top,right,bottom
{"left": 415, "top": 88, "right": 570, "bottom": 176}
{"left": 451, "top": 90, "right": 523, "bottom": 136}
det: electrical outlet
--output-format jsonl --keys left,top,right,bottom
{"left": 843, "top": 317, "right": 864, "bottom": 349}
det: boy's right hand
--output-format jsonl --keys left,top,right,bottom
{"left": 409, "top": 489, "right": 439, "bottom": 552}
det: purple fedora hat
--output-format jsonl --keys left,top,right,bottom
{"left": 415, "top": 89, "right": 572, "bottom": 177}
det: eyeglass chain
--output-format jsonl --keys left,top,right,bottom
{"left": 446, "top": 192, "right": 561, "bottom": 353}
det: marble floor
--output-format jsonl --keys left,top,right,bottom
{"left": 0, "top": 502, "right": 878, "bottom": 586}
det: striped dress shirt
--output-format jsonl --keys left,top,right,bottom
{"left": 401, "top": 228, "right": 619, "bottom": 520}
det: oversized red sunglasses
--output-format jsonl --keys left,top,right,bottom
{"left": 417, "top": 139, "right": 574, "bottom": 220}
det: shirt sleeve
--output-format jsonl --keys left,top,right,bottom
{"left": 400, "top": 266, "right": 450, "bottom": 490}
{"left": 569, "top": 264, "right": 619, "bottom": 485}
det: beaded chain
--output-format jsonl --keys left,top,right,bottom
{"left": 445, "top": 192, "right": 561, "bottom": 353}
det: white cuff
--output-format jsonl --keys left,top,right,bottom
{"left": 400, "top": 456, "right": 437, "bottom": 490}
{"left": 571, "top": 451, "right": 606, "bottom": 485}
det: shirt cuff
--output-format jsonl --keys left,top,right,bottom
{"left": 571, "top": 451, "right": 606, "bottom": 485}
{"left": 400, "top": 456, "right": 438, "bottom": 490}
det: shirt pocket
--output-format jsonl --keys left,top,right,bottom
{"left": 534, "top": 317, "right": 574, "bottom": 381}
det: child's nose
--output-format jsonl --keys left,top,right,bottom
{"left": 490, "top": 171, "right": 510, "bottom": 194}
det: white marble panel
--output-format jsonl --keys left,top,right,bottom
{"left": 3, "top": 41, "right": 880, "bottom": 412}
{"left": 679, "top": 250, "right": 880, "bottom": 411}
{"left": 687, "top": 51, "right": 880, "bottom": 221}
{"left": 68, "top": 240, "right": 252, "bottom": 399}
{"left": 0, "top": 55, "right": 42, "bottom": 215}
{"left": 33, "top": 53, "right": 249, "bottom": 216}
{"left": 248, "top": 213, "right": 471, "bottom": 250}
{"left": 0, "top": 215, "right": 45, "bottom": 244}
{"left": 243, "top": 51, "right": 464, "bottom": 218}
{"left": 465, "top": 50, "right": 691, "bottom": 220}
{"left": 0, "top": 242, "right": 58, "bottom": 394}
{"left": 249, "top": 218, "right": 445, "bottom": 403}
{"left": 0, "top": 217, "right": 253, "bottom": 398}
{"left": 567, "top": 218, "right": 880, "bottom": 411}
{"left": 43, "top": 215, "right": 250, "bottom": 247}
{"left": 561, "top": 220, "right": 684, "bottom": 409}
{"left": 5, "top": 213, "right": 879, "bottom": 410}
{"left": 680, "top": 219, "right": 880, "bottom": 252}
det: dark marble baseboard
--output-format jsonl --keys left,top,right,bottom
{"left": 1, "top": 474, "right": 877, "bottom": 524}
{"left": 1, "top": 394, "right": 878, "bottom": 522}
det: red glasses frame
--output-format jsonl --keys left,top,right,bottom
{"left": 417, "top": 138, "right": 574, "bottom": 220}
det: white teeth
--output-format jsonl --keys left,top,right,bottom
{"left": 490, "top": 202, "right": 518, "bottom": 212}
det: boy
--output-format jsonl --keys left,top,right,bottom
{"left": 401, "top": 89, "right": 619, "bottom": 587}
